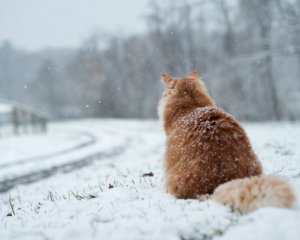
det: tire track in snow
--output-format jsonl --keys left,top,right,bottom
{"left": 0, "top": 131, "right": 97, "bottom": 169}
{"left": 0, "top": 137, "right": 131, "bottom": 193}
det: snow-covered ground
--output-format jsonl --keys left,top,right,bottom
{"left": 0, "top": 103, "right": 12, "bottom": 114}
{"left": 0, "top": 119, "right": 299, "bottom": 240}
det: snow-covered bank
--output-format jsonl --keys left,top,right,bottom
{"left": 0, "top": 120, "right": 299, "bottom": 240}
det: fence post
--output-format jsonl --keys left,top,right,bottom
{"left": 12, "top": 107, "right": 20, "bottom": 136}
{"left": 41, "top": 117, "right": 47, "bottom": 133}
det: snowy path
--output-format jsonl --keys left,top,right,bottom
{"left": 0, "top": 143, "right": 127, "bottom": 193}
{"left": 0, "top": 120, "right": 300, "bottom": 240}
{"left": 0, "top": 131, "right": 96, "bottom": 169}
{"left": 0, "top": 120, "right": 132, "bottom": 192}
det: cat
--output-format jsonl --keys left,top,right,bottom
{"left": 158, "top": 71, "right": 295, "bottom": 213}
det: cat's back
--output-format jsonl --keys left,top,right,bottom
{"left": 166, "top": 106, "right": 261, "bottom": 183}
{"left": 175, "top": 106, "right": 243, "bottom": 137}
{"left": 171, "top": 106, "right": 252, "bottom": 155}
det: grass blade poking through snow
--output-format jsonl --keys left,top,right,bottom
{"left": 8, "top": 194, "right": 15, "bottom": 216}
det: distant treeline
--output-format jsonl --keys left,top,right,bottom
{"left": 0, "top": 0, "right": 300, "bottom": 120}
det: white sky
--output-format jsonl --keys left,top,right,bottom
{"left": 0, "top": 0, "right": 149, "bottom": 51}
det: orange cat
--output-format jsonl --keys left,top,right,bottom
{"left": 158, "top": 71, "right": 295, "bottom": 213}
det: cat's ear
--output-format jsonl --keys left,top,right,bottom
{"left": 161, "top": 73, "right": 171, "bottom": 83}
{"left": 189, "top": 70, "right": 199, "bottom": 79}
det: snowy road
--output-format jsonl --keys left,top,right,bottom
{"left": 0, "top": 143, "right": 127, "bottom": 193}
{"left": 0, "top": 120, "right": 300, "bottom": 240}
{"left": 0, "top": 130, "right": 97, "bottom": 192}
{"left": 0, "top": 130, "right": 97, "bottom": 169}
{"left": 0, "top": 120, "right": 133, "bottom": 192}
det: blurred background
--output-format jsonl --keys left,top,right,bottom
{"left": 1, "top": 0, "right": 300, "bottom": 122}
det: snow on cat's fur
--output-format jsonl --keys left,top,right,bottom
{"left": 158, "top": 71, "right": 295, "bottom": 213}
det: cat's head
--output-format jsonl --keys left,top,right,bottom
{"left": 161, "top": 71, "right": 204, "bottom": 97}
{"left": 158, "top": 70, "right": 214, "bottom": 125}
{"left": 159, "top": 70, "right": 214, "bottom": 109}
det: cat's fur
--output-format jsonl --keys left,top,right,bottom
{"left": 158, "top": 71, "right": 295, "bottom": 213}
{"left": 213, "top": 176, "right": 294, "bottom": 213}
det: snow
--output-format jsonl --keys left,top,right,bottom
{"left": 0, "top": 119, "right": 299, "bottom": 240}
{"left": 0, "top": 103, "right": 12, "bottom": 114}
{"left": 0, "top": 125, "right": 92, "bottom": 166}
{"left": 0, "top": 121, "right": 128, "bottom": 181}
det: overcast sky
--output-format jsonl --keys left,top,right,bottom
{"left": 0, "top": 0, "right": 149, "bottom": 51}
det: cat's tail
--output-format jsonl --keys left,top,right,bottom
{"left": 211, "top": 176, "right": 295, "bottom": 214}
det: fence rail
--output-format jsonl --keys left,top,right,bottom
{"left": 0, "top": 102, "right": 47, "bottom": 137}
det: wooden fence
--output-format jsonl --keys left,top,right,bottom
{"left": 0, "top": 102, "right": 48, "bottom": 137}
